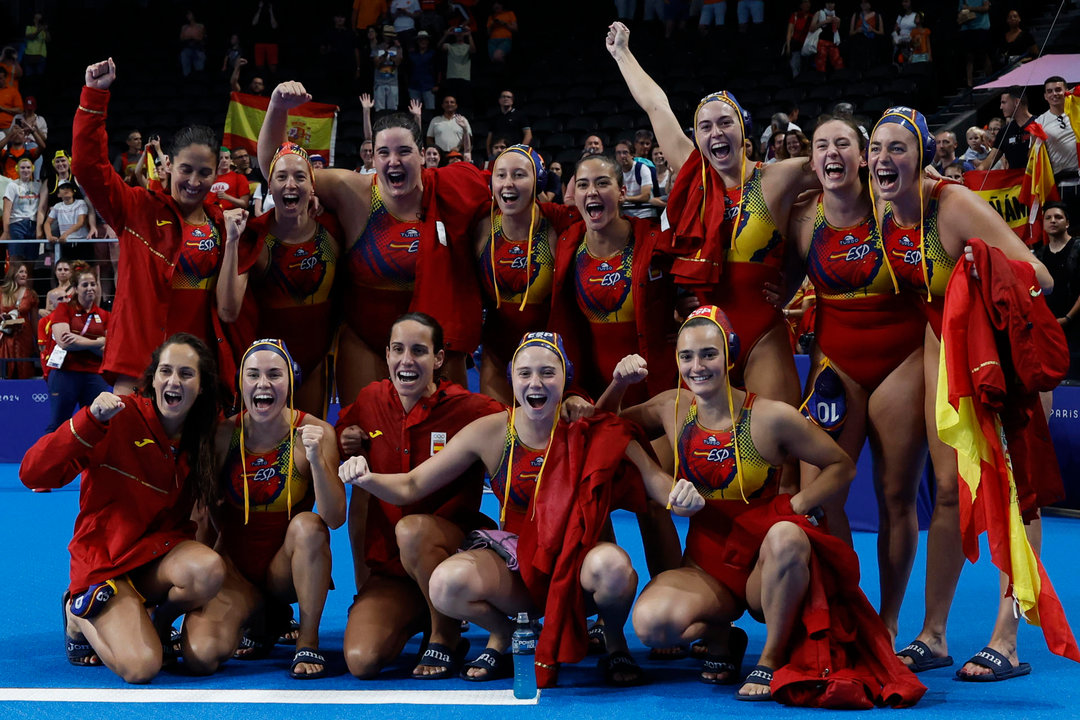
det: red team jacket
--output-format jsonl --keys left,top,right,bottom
{"left": 20, "top": 396, "right": 197, "bottom": 595}
{"left": 72, "top": 86, "right": 241, "bottom": 383}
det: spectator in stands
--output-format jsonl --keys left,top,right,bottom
{"left": 230, "top": 60, "right": 269, "bottom": 96}
{"left": 486, "top": 89, "right": 531, "bottom": 155}
{"left": 179, "top": 10, "right": 207, "bottom": 78}
{"left": 358, "top": 141, "right": 376, "bottom": 174}
{"left": 43, "top": 259, "right": 73, "bottom": 315}
{"left": 440, "top": 25, "right": 475, "bottom": 113}
{"left": 391, "top": 0, "right": 421, "bottom": 49}
{"left": 959, "top": 126, "right": 990, "bottom": 167}
{"left": 1038, "top": 77, "right": 1080, "bottom": 221}
{"left": 10, "top": 96, "right": 46, "bottom": 166}
{"left": 251, "top": 1, "right": 281, "bottom": 74}
{"left": 2, "top": 157, "right": 43, "bottom": 260}
{"left": 43, "top": 151, "right": 98, "bottom": 239}
{"left": 1, "top": 124, "right": 44, "bottom": 179}
{"left": 737, "top": 0, "right": 765, "bottom": 33}
{"left": 650, "top": 145, "right": 671, "bottom": 207}
{"left": 424, "top": 145, "right": 443, "bottom": 168}
{"left": 44, "top": 262, "right": 109, "bottom": 432}
{"left": 996, "top": 9, "right": 1037, "bottom": 68}
{"left": 1034, "top": 202, "right": 1080, "bottom": 377}
{"left": 112, "top": 130, "right": 142, "bottom": 182}
{"left": 784, "top": 0, "right": 814, "bottom": 77}
{"left": 980, "top": 87, "right": 1028, "bottom": 171}
{"left": 426, "top": 95, "right": 472, "bottom": 155}
{"left": 810, "top": 2, "right": 844, "bottom": 73}
{"left": 781, "top": 129, "right": 810, "bottom": 159}
{"left": 310, "top": 154, "right": 326, "bottom": 169}
{"left": 892, "top": 0, "right": 917, "bottom": 63}
{"left": 222, "top": 33, "right": 244, "bottom": 75}
{"left": 372, "top": 26, "right": 403, "bottom": 111}
{"left": 484, "top": 137, "right": 509, "bottom": 171}
{"left": 583, "top": 134, "right": 605, "bottom": 157}
{"left": 210, "top": 148, "right": 251, "bottom": 210}
{"left": 408, "top": 30, "right": 437, "bottom": 110}
{"left": 615, "top": 139, "right": 657, "bottom": 219}
{"left": 765, "top": 131, "right": 787, "bottom": 163}
{"left": 487, "top": 2, "right": 518, "bottom": 64}
{"left": 633, "top": 128, "right": 654, "bottom": 160}
{"left": 133, "top": 136, "right": 169, "bottom": 191}
{"left": 847, "top": 0, "right": 885, "bottom": 71}
{"left": 353, "top": 0, "right": 389, "bottom": 33}
{"left": 985, "top": 116, "right": 1004, "bottom": 147}
{"left": 943, "top": 161, "right": 965, "bottom": 181}
{"left": 931, "top": 130, "right": 961, "bottom": 174}
{"left": 760, "top": 111, "right": 798, "bottom": 157}
{"left": 538, "top": 155, "right": 563, "bottom": 203}
{"left": 0, "top": 47, "right": 21, "bottom": 92}
{"left": 45, "top": 181, "right": 91, "bottom": 261}
{"left": 232, "top": 146, "right": 264, "bottom": 189}
{"left": 0, "top": 66, "right": 23, "bottom": 132}
{"left": 908, "top": 11, "right": 931, "bottom": 63}
{"left": 0, "top": 260, "right": 39, "bottom": 378}
{"left": 22, "top": 14, "right": 49, "bottom": 79}
{"left": 699, "top": 0, "right": 727, "bottom": 37}
{"left": 320, "top": 14, "right": 360, "bottom": 95}
{"left": 957, "top": 0, "right": 991, "bottom": 87}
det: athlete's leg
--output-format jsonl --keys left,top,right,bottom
{"left": 395, "top": 513, "right": 470, "bottom": 677}
{"left": 344, "top": 574, "right": 428, "bottom": 678}
{"left": 866, "top": 347, "right": 926, "bottom": 643}
{"left": 182, "top": 557, "right": 262, "bottom": 675}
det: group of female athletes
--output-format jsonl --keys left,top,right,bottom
{"left": 17, "top": 19, "right": 1064, "bottom": 704}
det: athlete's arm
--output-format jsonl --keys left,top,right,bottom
{"left": 624, "top": 440, "right": 704, "bottom": 517}
{"left": 756, "top": 399, "right": 855, "bottom": 514}
{"left": 606, "top": 22, "right": 694, "bottom": 173}
{"left": 339, "top": 412, "right": 504, "bottom": 505}
{"left": 216, "top": 208, "right": 251, "bottom": 323}
{"left": 938, "top": 183, "right": 1053, "bottom": 291}
{"left": 297, "top": 417, "right": 346, "bottom": 529}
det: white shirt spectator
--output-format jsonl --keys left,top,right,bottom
{"left": 1035, "top": 110, "right": 1080, "bottom": 180}
{"left": 760, "top": 121, "right": 802, "bottom": 155}
{"left": 893, "top": 12, "right": 917, "bottom": 45}
{"left": 391, "top": 0, "right": 420, "bottom": 33}
{"left": 3, "top": 178, "right": 42, "bottom": 221}
{"left": 426, "top": 115, "right": 472, "bottom": 153}
{"left": 48, "top": 199, "right": 89, "bottom": 240}
{"left": 621, "top": 159, "right": 657, "bottom": 219}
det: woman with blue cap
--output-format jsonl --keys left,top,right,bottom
{"left": 869, "top": 106, "right": 1054, "bottom": 680}
{"left": 473, "top": 144, "right": 580, "bottom": 405}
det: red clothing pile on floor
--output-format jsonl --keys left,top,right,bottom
{"left": 515, "top": 413, "right": 649, "bottom": 689}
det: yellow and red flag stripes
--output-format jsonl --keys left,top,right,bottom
{"left": 223, "top": 92, "right": 339, "bottom": 165}
{"left": 964, "top": 170, "right": 1031, "bottom": 243}
{"left": 1021, "top": 122, "right": 1060, "bottom": 246}
{"left": 937, "top": 261, "right": 1080, "bottom": 662}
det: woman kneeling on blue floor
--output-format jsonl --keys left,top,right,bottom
{"left": 594, "top": 306, "right": 926, "bottom": 708}
{"left": 21, "top": 333, "right": 226, "bottom": 683}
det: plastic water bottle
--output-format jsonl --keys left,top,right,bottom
{"left": 512, "top": 611, "right": 537, "bottom": 699}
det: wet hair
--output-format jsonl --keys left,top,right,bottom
{"left": 137, "top": 333, "right": 221, "bottom": 511}
{"left": 170, "top": 125, "right": 219, "bottom": 157}
{"left": 390, "top": 312, "right": 445, "bottom": 353}
{"left": 813, "top": 113, "right": 867, "bottom": 151}
{"left": 1044, "top": 200, "right": 1070, "bottom": 224}
{"left": 576, "top": 153, "right": 624, "bottom": 187}
{"left": 373, "top": 113, "right": 423, "bottom": 148}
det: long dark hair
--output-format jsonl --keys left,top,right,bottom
{"left": 137, "top": 333, "right": 221, "bottom": 509}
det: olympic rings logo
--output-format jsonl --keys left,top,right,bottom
{"left": 32, "top": 393, "right": 48, "bottom": 403}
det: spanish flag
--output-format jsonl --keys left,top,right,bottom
{"left": 937, "top": 242, "right": 1079, "bottom": 663}
{"left": 963, "top": 169, "right": 1030, "bottom": 242}
{"left": 1020, "top": 122, "right": 1060, "bottom": 246}
{"left": 223, "top": 92, "right": 339, "bottom": 165}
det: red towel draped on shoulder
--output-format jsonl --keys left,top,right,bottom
{"left": 666, "top": 150, "right": 728, "bottom": 286}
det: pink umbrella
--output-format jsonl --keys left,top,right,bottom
{"left": 975, "top": 54, "right": 1080, "bottom": 89}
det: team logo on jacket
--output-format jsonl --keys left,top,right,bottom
{"left": 430, "top": 431, "right": 447, "bottom": 455}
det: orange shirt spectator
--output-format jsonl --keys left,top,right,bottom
{"left": 353, "top": 0, "right": 388, "bottom": 31}
{"left": 487, "top": 9, "right": 517, "bottom": 39}
{"left": 0, "top": 65, "right": 23, "bottom": 129}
